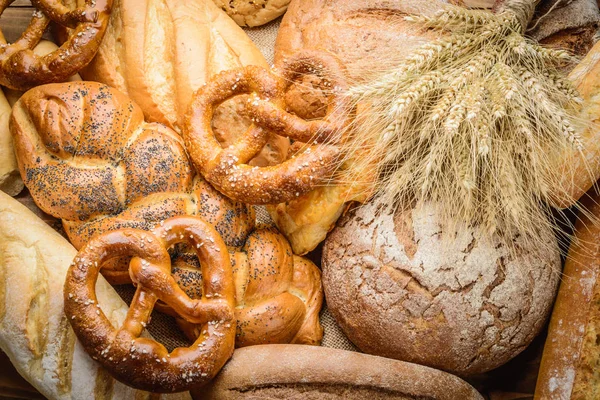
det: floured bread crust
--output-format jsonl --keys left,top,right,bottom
{"left": 322, "top": 199, "right": 561, "bottom": 375}
{"left": 0, "top": 191, "right": 190, "bottom": 400}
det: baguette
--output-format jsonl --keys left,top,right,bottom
{"left": 535, "top": 189, "right": 600, "bottom": 399}
{"left": 0, "top": 191, "right": 190, "bottom": 400}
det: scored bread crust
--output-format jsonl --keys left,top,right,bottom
{"left": 194, "top": 344, "right": 484, "bottom": 399}
{"left": 0, "top": 191, "right": 190, "bottom": 400}
{"left": 69, "top": 0, "right": 289, "bottom": 167}
{"left": 535, "top": 189, "right": 600, "bottom": 399}
{"left": 322, "top": 199, "right": 561, "bottom": 376}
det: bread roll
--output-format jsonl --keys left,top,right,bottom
{"left": 212, "top": 0, "right": 290, "bottom": 27}
{"left": 535, "top": 190, "right": 600, "bottom": 399}
{"left": 195, "top": 344, "right": 484, "bottom": 399}
{"left": 322, "top": 199, "right": 561, "bottom": 375}
{"left": 0, "top": 191, "right": 190, "bottom": 400}
{"left": 69, "top": 0, "right": 289, "bottom": 166}
{"left": 173, "top": 227, "right": 324, "bottom": 347}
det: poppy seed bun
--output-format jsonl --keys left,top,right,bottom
{"left": 322, "top": 199, "right": 561, "bottom": 375}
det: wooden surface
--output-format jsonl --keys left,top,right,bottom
{"left": 0, "top": 1, "right": 562, "bottom": 400}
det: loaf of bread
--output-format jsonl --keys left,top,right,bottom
{"left": 212, "top": 0, "right": 290, "bottom": 27}
{"left": 64, "top": 0, "right": 288, "bottom": 167}
{"left": 0, "top": 191, "right": 190, "bottom": 400}
{"left": 535, "top": 189, "right": 600, "bottom": 399}
{"left": 195, "top": 344, "right": 484, "bottom": 399}
{"left": 11, "top": 81, "right": 254, "bottom": 284}
{"left": 547, "top": 40, "right": 600, "bottom": 209}
{"left": 268, "top": 0, "right": 448, "bottom": 254}
{"left": 322, "top": 199, "right": 561, "bottom": 375}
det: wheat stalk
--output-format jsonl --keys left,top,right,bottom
{"left": 337, "top": 0, "right": 587, "bottom": 254}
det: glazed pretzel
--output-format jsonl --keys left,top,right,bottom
{"left": 64, "top": 216, "right": 236, "bottom": 393}
{"left": 0, "top": 0, "right": 112, "bottom": 90}
{"left": 183, "top": 50, "right": 350, "bottom": 205}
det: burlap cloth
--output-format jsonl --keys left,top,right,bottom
{"left": 115, "top": 18, "right": 358, "bottom": 353}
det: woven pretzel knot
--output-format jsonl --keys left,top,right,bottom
{"left": 184, "top": 50, "right": 350, "bottom": 205}
{"left": 64, "top": 216, "right": 236, "bottom": 393}
{"left": 0, "top": 0, "right": 112, "bottom": 90}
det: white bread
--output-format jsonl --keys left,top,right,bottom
{"left": 71, "top": 0, "right": 289, "bottom": 166}
{"left": 0, "top": 191, "right": 191, "bottom": 400}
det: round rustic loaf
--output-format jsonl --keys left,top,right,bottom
{"left": 322, "top": 199, "right": 561, "bottom": 375}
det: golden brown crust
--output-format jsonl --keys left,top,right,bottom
{"left": 64, "top": 216, "right": 236, "bottom": 393}
{"left": 547, "top": 40, "right": 600, "bottom": 209}
{"left": 0, "top": 0, "right": 112, "bottom": 91}
{"left": 535, "top": 190, "right": 600, "bottom": 399}
{"left": 167, "top": 228, "right": 324, "bottom": 347}
{"left": 183, "top": 50, "right": 349, "bottom": 205}
{"left": 212, "top": 0, "right": 290, "bottom": 27}
{"left": 11, "top": 81, "right": 255, "bottom": 284}
{"left": 323, "top": 199, "right": 560, "bottom": 376}
{"left": 195, "top": 345, "right": 484, "bottom": 400}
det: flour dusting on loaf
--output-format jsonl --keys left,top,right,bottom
{"left": 323, "top": 199, "right": 561, "bottom": 375}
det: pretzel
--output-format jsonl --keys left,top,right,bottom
{"left": 183, "top": 50, "right": 350, "bottom": 205}
{"left": 64, "top": 216, "right": 236, "bottom": 392}
{"left": 0, "top": 0, "right": 112, "bottom": 90}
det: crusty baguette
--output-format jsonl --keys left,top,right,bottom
{"left": 535, "top": 189, "right": 600, "bottom": 399}
{"left": 194, "top": 344, "right": 484, "bottom": 399}
{"left": 0, "top": 191, "right": 191, "bottom": 400}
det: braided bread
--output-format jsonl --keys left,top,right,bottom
{"left": 166, "top": 227, "right": 323, "bottom": 347}
{"left": 11, "top": 81, "right": 254, "bottom": 283}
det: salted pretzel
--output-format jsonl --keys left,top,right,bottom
{"left": 64, "top": 216, "right": 236, "bottom": 392}
{"left": 0, "top": 0, "right": 112, "bottom": 90}
{"left": 183, "top": 50, "right": 350, "bottom": 205}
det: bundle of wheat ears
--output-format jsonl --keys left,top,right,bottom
{"left": 339, "top": 0, "right": 588, "bottom": 250}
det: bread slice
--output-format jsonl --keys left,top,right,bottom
{"left": 195, "top": 344, "right": 484, "bottom": 399}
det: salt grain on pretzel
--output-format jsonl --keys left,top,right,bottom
{"left": 0, "top": 0, "right": 112, "bottom": 90}
{"left": 64, "top": 216, "right": 236, "bottom": 392}
{"left": 183, "top": 50, "right": 350, "bottom": 204}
